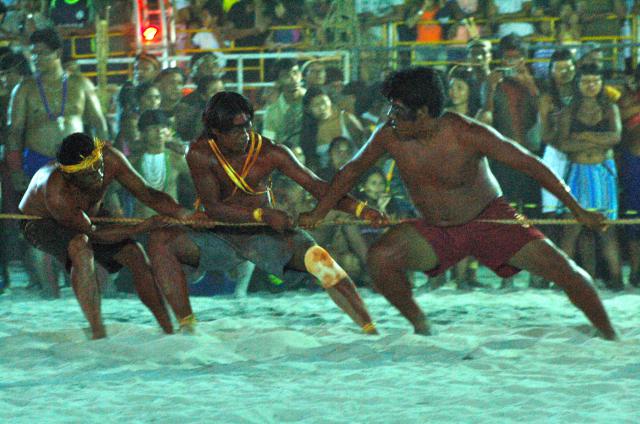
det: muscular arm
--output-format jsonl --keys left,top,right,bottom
{"left": 44, "top": 180, "right": 153, "bottom": 243}
{"left": 272, "top": 142, "right": 367, "bottom": 215}
{"left": 109, "top": 147, "right": 189, "bottom": 218}
{"left": 308, "top": 127, "right": 388, "bottom": 220}
{"left": 472, "top": 120, "right": 583, "bottom": 214}
{"left": 81, "top": 77, "right": 109, "bottom": 139}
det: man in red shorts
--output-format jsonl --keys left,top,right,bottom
{"left": 300, "top": 67, "right": 617, "bottom": 340}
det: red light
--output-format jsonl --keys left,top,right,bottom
{"left": 142, "top": 26, "right": 159, "bottom": 42}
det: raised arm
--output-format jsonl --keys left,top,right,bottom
{"left": 108, "top": 146, "right": 189, "bottom": 219}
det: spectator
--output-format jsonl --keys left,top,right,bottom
{"left": 117, "top": 82, "right": 162, "bottom": 161}
{"left": 264, "top": 0, "right": 304, "bottom": 46}
{"left": 539, "top": 49, "right": 576, "bottom": 218}
{"left": 175, "top": 75, "right": 225, "bottom": 142}
{"left": 303, "top": 60, "right": 327, "bottom": 90}
{"left": 262, "top": 58, "right": 305, "bottom": 145}
{"left": 557, "top": 63, "right": 623, "bottom": 290}
{"left": 466, "top": 38, "right": 492, "bottom": 105}
{"left": 616, "top": 64, "right": 640, "bottom": 287}
{"left": 0, "top": 0, "right": 51, "bottom": 44}
{"left": 300, "top": 86, "right": 366, "bottom": 170}
{"left": 190, "top": 52, "right": 225, "bottom": 83}
{"left": 155, "top": 67, "right": 186, "bottom": 123}
{"left": 411, "top": 0, "right": 444, "bottom": 66}
{"left": 132, "top": 110, "right": 191, "bottom": 218}
{"left": 438, "top": 0, "right": 491, "bottom": 39}
{"left": 445, "top": 65, "right": 482, "bottom": 117}
{"left": 317, "top": 135, "right": 356, "bottom": 181}
{"left": 225, "top": 0, "right": 270, "bottom": 47}
{"left": 0, "top": 51, "right": 29, "bottom": 289}
{"left": 478, "top": 34, "right": 540, "bottom": 152}
{"left": 117, "top": 53, "right": 161, "bottom": 132}
{"left": 191, "top": 1, "right": 228, "bottom": 54}
{"left": 324, "top": 65, "right": 344, "bottom": 101}
{"left": 490, "top": 0, "right": 535, "bottom": 38}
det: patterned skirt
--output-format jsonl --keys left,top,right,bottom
{"left": 564, "top": 158, "right": 618, "bottom": 219}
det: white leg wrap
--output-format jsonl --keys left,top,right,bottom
{"left": 304, "top": 245, "right": 348, "bottom": 289}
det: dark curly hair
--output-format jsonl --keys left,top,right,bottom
{"left": 57, "top": 133, "right": 97, "bottom": 166}
{"left": 202, "top": 91, "right": 254, "bottom": 137}
{"left": 381, "top": 67, "right": 445, "bottom": 118}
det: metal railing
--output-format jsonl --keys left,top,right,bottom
{"left": 66, "top": 13, "right": 639, "bottom": 81}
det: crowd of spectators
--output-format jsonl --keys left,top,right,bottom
{"left": 1, "top": 0, "right": 640, "bottom": 297}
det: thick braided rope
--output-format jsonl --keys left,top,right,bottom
{"left": 2, "top": 213, "right": 640, "bottom": 227}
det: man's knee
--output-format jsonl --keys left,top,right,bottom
{"left": 148, "top": 227, "right": 180, "bottom": 254}
{"left": 116, "top": 242, "right": 148, "bottom": 268}
{"left": 367, "top": 240, "right": 393, "bottom": 271}
{"left": 67, "top": 234, "right": 92, "bottom": 262}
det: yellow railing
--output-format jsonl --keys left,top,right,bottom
{"left": 65, "top": 14, "right": 638, "bottom": 81}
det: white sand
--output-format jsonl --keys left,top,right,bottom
{"left": 1, "top": 278, "right": 639, "bottom": 423}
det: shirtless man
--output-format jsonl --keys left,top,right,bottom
{"left": 6, "top": 28, "right": 109, "bottom": 295}
{"left": 19, "top": 133, "right": 191, "bottom": 339}
{"left": 300, "top": 67, "right": 617, "bottom": 340}
{"left": 6, "top": 28, "right": 108, "bottom": 190}
{"left": 148, "top": 91, "right": 379, "bottom": 334}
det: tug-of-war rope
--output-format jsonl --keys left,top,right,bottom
{"left": 2, "top": 213, "right": 640, "bottom": 227}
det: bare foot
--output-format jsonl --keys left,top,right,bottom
{"left": 413, "top": 314, "right": 431, "bottom": 335}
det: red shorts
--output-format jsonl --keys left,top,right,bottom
{"left": 412, "top": 197, "right": 545, "bottom": 278}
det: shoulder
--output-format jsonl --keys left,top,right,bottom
{"left": 103, "top": 143, "right": 129, "bottom": 169}
{"left": 186, "top": 137, "right": 213, "bottom": 164}
{"left": 70, "top": 74, "right": 97, "bottom": 91}
{"left": 442, "top": 111, "right": 477, "bottom": 130}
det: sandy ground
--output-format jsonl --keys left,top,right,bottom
{"left": 1, "top": 267, "right": 639, "bottom": 424}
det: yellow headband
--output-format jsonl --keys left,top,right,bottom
{"left": 58, "top": 139, "right": 105, "bottom": 174}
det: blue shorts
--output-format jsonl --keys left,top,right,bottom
{"left": 23, "top": 148, "right": 54, "bottom": 179}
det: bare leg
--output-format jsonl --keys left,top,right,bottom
{"left": 367, "top": 223, "right": 439, "bottom": 334}
{"left": 147, "top": 227, "right": 199, "bottom": 324}
{"left": 577, "top": 230, "right": 597, "bottom": 279}
{"left": 629, "top": 239, "right": 640, "bottom": 287}
{"left": 288, "top": 243, "right": 376, "bottom": 333}
{"left": 508, "top": 238, "right": 617, "bottom": 340}
{"left": 25, "top": 248, "right": 60, "bottom": 298}
{"left": 599, "top": 227, "right": 623, "bottom": 290}
{"left": 559, "top": 223, "right": 582, "bottom": 261}
{"left": 113, "top": 242, "right": 173, "bottom": 334}
{"left": 67, "top": 235, "right": 105, "bottom": 339}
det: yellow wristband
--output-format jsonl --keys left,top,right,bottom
{"left": 362, "top": 322, "right": 377, "bottom": 334}
{"left": 252, "top": 207, "right": 264, "bottom": 222}
{"left": 178, "top": 314, "right": 197, "bottom": 328}
{"left": 355, "top": 201, "right": 367, "bottom": 218}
